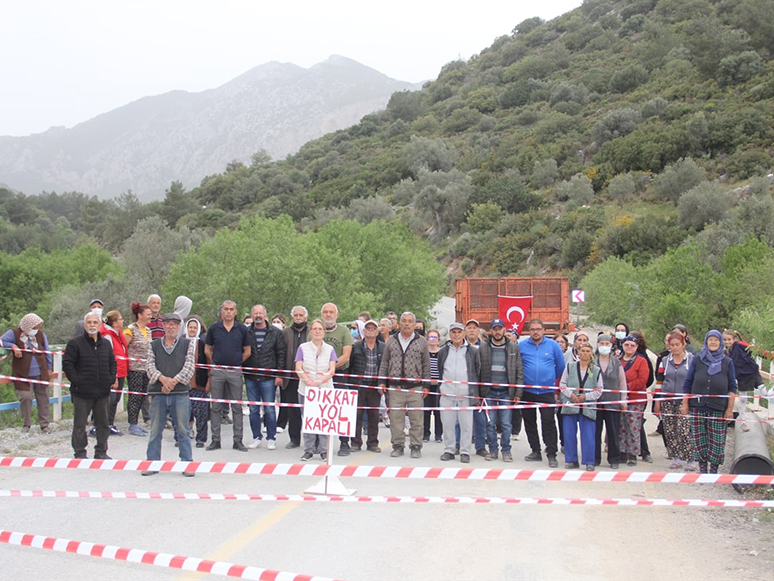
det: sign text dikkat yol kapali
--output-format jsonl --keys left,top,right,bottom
{"left": 303, "top": 386, "right": 359, "bottom": 437}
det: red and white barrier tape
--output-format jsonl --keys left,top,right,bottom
{"left": 2, "top": 489, "right": 771, "bottom": 508}
{"left": 2, "top": 456, "right": 772, "bottom": 485}
{"left": 0, "top": 529, "right": 339, "bottom": 581}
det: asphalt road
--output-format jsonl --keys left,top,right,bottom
{"left": 0, "top": 409, "right": 771, "bottom": 581}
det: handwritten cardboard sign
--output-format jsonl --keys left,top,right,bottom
{"left": 303, "top": 386, "right": 359, "bottom": 437}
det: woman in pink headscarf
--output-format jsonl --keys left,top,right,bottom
{"left": 2, "top": 313, "right": 54, "bottom": 433}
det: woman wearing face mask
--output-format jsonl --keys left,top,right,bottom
{"left": 656, "top": 332, "right": 697, "bottom": 471}
{"left": 594, "top": 333, "right": 627, "bottom": 469}
{"left": 2, "top": 313, "right": 53, "bottom": 433}
{"left": 681, "top": 331, "right": 737, "bottom": 474}
{"left": 186, "top": 316, "right": 210, "bottom": 448}
{"left": 271, "top": 314, "right": 286, "bottom": 330}
{"left": 612, "top": 323, "right": 629, "bottom": 358}
{"left": 423, "top": 329, "right": 443, "bottom": 443}
{"left": 619, "top": 335, "right": 649, "bottom": 466}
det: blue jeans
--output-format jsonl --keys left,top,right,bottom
{"left": 245, "top": 377, "right": 276, "bottom": 441}
{"left": 147, "top": 393, "right": 192, "bottom": 462}
{"left": 486, "top": 390, "right": 512, "bottom": 453}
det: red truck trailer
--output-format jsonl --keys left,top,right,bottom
{"left": 455, "top": 277, "right": 572, "bottom": 334}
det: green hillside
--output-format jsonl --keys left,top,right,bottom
{"left": 2, "top": 0, "right": 774, "bottom": 346}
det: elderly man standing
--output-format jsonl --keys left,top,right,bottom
{"left": 378, "top": 312, "right": 431, "bottom": 459}
{"left": 63, "top": 311, "right": 116, "bottom": 459}
{"left": 320, "top": 302, "right": 355, "bottom": 457}
{"left": 143, "top": 313, "right": 197, "bottom": 476}
{"left": 438, "top": 322, "right": 481, "bottom": 463}
{"left": 243, "top": 304, "right": 286, "bottom": 450}
{"left": 280, "top": 306, "right": 309, "bottom": 449}
{"left": 147, "top": 294, "right": 164, "bottom": 340}
{"left": 349, "top": 319, "right": 384, "bottom": 453}
{"left": 205, "top": 300, "right": 251, "bottom": 452}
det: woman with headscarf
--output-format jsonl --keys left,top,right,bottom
{"left": 2, "top": 313, "right": 53, "bottom": 433}
{"left": 723, "top": 329, "right": 764, "bottom": 432}
{"left": 681, "top": 330, "right": 737, "bottom": 474}
{"left": 618, "top": 334, "right": 650, "bottom": 466}
{"left": 186, "top": 316, "right": 210, "bottom": 448}
{"left": 100, "top": 310, "right": 128, "bottom": 436}
{"left": 612, "top": 322, "right": 629, "bottom": 359}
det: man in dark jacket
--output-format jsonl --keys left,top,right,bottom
{"left": 243, "top": 304, "right": 286, "bottom": 450}
{"left": 63, "top": 310, "right": 116, "bottom": 459}
{"left": 280, "top": 306, "right": 308, "bottom": 448}
{"left": 349, "top": 320, "right": 384, "bottom": 453}
{"left": 479, "top": 318, "right": 524, "bottom": 462}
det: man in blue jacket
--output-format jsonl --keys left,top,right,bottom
{"left": 518, "top": 318, "right": 565, "bottom": 468}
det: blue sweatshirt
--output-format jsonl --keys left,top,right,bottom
{"left": 518, "top": 336, "right": 565, "bottom": 395}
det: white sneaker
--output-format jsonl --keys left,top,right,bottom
{"left": 276, "top": 427, "right": 284, "bottom": 434}
{"left": 247, "top": 439, "right": 262, "bottom": 449}
{"left": 267, "top": 440, "right": 276, "bottom": 450}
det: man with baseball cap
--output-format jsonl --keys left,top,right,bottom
{"left": 479, "top": 318, "right": 524, "bottom": 462}
{"left": 348, "top": 319, "right": 384, "bottom": 452}
{"left": 143, "top": 313, "right": 197, "bottom": 476}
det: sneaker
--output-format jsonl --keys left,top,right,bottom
{"left": 301, "top": 452, "right": 313, "bottom": 461}
{"left": 206, "top": 441, "right": 221, "bottom": 451}
{"left": 627, "top": 455, "right": 637, "bottom": 467}
{"left": 182, "top": 471, "right": 195, "bottom": 477}
{"left": 285, "top": 441, "right": 300, "bottom": 449}
{"left": 475, "top": 448, "right": 487, "bottom": 458}
{"left": 94, "top": 454, "right": 112, "bottom": 460}
{"left": 410, "top": 446, "right": 421, "bottom": 459}
{"left": 109, "top": 425, "right": 122, "bottom": 436}
{"left": 585, "top": 465, "right": 595, "bottom": 471}
{"left": 485, "top": 452, "right": 498, "bottom": 461}
{"left": 440, "top": 452, "right": 455, "bottom": 461}
{"left": 338, "top": 443, "right": 351, "bottom": 457}
{"left": 390, "top": 447, "right": 404, "bottom": 458}
{"left": 460, "top": 454, "right": 470, "bottom": 463}
{"left": 642, "top": 454, "right": 653, "bottom": 463}
{"left": 525, "top": 451, "right": 542, "bottom": 462}
{"left": 502, "top": 452, "right": 513, "bottom": 463}
{"left": 320, "top": 452, "right": 328, "bottom": 461}
{"left": 128, "top": 424, "right": 145, "bottom": 437}
{"left": 610, "top": 463, "right": 620, "bottom": 469}
{"left": 276, "top": 427, "right": 284, "bottom": 434}
{"left": 267, "top": 440, "right": 276, "bottom": 450}
{"left": 565, "top": 461, "right": 580, "bottom": 469}
{"left": 548, "top": 456, "right": 558, "bottom": 468}
{"left": 422, "top": 436, "right": 430, "bottom": 442}
{"left": 233, "top": 442, "right": 248, "bottom": 452}
{"left": 685, "top": 461, "right": 699, "bottom": 472}
{"left": 89, "top": 426, "right": 97, "bottom": 437}
{"left": 350, "top": 445, "right": 362, "bottom": 452}
{"left": 195, "top": 441, "right": 205, "bottom": 448}
{"left": 669, "top": 459, "right": 684, "bottom": 470}
{"left": 141, "top": 470, "right": 159, "bottom": 476}
{"left": 367, "top": 446, "right": 381, "bottom": 453}
{"left": 248, "top": 439, "right": 262, "bottom": 449}
{"left": 435, "top": 437, "right": 443, "bottom": 443}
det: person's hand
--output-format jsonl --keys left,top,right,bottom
{"left": 570, "top": 393, "right": 579, "bottom": 404}
{"left": 422, "top": 388, "right": 429, "bottom": 399}
{"left": 112, "top": 380, "right": 118, "bottom": 389}
{"left": 379, "top": 385, "right": 386, "bottom": 395}
{"left": 205, "top": 382, "right": 211, "bottom": 394}
{"left": 11, "top": 345, "right": 22, "bottom": 358}
{"left": 725, "top": 408, "right": 734, "bottom": 420}
{"left": 654, "top": 401, "right": 661, "bottom": 416}
{"left": 620, "top": 402, "right": 628, "bottom": 412}
{"left": 680, "top": 402, "right": 689, "bottom": 416}
{"left": 274, "top": 377, "right": 283, "bottom": 387}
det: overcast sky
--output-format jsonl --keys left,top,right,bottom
{"left": 0, "top": 0, "right": 582, "bottom": 137}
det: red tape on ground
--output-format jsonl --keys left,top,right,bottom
{"left": 0, "top": 528, "right": 340, "bottom": 580}
{"left": 2, "top": 456, "right": 772, "bottom": 485}
{"left": 2, "top": 488, "right": 771, "bottom": 507}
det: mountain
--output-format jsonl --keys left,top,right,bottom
{"left": 0, "top": 55, "right": 420, "bottom": 201}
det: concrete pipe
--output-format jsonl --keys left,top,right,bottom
{"left": 731, "top": 419, "right": 773, "bottom": 488}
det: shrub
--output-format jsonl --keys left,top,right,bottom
{"left": 653, "top": 157, "right": 706, "bottom": 203}
{"left": 555, "top": 174, "right": 595, "bottom": 207}
{"left": 592, "top": 108, "right": 640, "bottom": 146}
{"left": 609, "top": 64, "right": 649, "bottom": 93}
{"left": 531, "top": 158, "right": 560, "bottom": 188}
{"left": 717, "top": 51, "right": 763, "bottom": 87}
{"left": 607, "top": 173, "right": 637, "bottom": 205}
{"left": 677, "top": 182, "right": 734, "bottom": 230}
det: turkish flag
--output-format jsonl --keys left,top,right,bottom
{"left": 498, "top": 295, "right": 532, "bottom": 335}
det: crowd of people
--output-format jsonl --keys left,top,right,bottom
{"left": 2, "top": 297, "right": 766, "bottom": 475}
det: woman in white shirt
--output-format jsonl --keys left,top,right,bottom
{"left": 295, "top": 318, "right": 338, "bottom": 461}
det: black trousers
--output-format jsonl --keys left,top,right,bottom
{"left": 279, "top": 379, "right": 302, "bottom": 444}
{"left": 72, "top": 394, "right": 109, "bottom": 458}
{"left": 521, "top": 390, "right": 558, "bottom": 457}
{"left": 595, "top": 406, "right": 621, "bottom": 465}
{"left": 354, "top": 384, "right": 381, "bottom": 448}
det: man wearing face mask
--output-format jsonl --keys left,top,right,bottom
{"left": 72, "top": 299, "right": 104, "bottom": 338}
{"left": 243, "top": 304, "right": 286, "bottom": 450}
{"left": 280, "top": 306, "right": 309, "bottom": 448}
{"left": 63, "top": 310, "right": 117, "bottom": 459}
